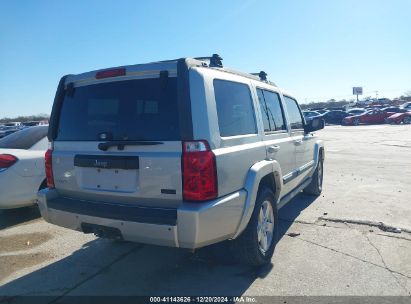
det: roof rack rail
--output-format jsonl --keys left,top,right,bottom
{"left": 189, "top": 55, "right": 276, "bottom": 86}
{"left": 194, "top": 54, "right": 223, "bottom": 68}
{"left": 251, "top": 71, "right": 268, "bottom": 81}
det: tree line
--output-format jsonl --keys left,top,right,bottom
{"left": 0, "top": 114, "right": 49, "bottom": 124}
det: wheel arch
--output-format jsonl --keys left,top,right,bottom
{"left": 310, "top": 140, "right": 325, "bottom": 175}
{"left": 232, "top": 159, "right": 282, "bottom": 239}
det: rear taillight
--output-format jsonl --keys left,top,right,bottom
{"left": 0, "top": 154, "right": 18, "bottom": 171}
{"left": 182, "top": 140, "right": 218, "bottom": 201}
{"left": 45, "top": 149, "right": 55, "bottom": 188}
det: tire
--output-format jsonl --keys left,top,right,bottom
{"left": 353, "top": 118, "right": 360, "bottom": 126}
{"left": 403, "top": 117, "right": 411, "bottom": 124}
{"left": 230, "top": 188, "right": 278, "bottom": 266}
{"left": 303, "top": 156, "right": 324, "bottom": 196}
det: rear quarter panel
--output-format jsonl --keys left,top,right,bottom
{"left": 189, "top": 68, "right": 267, "bottom": 197}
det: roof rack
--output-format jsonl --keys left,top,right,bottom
{"left": 192, "top": 54, "right": 276, "bottom": 86}
{"left": 251, "top": 71, "right": 268, "bottom": 81}
{"left": 194, "top": 54, "right": 223, "bottom": 68}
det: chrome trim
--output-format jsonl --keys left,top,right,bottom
{"left": 282, "top": 160, "right": 314, "bottom": 184}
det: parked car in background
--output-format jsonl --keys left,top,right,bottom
{"left": 0, "top": 126, "right": 48, "bottom": 209}
{"left": 22, "top": 121, "right": 42, "bottom": 127}
{"left": 365, "top": 104, "right": 387, "bottom": 110}
{"left": 3, "top": 122, "right": 22, "bottom": 127}
{"left": 38, "top": 120, "right": 49, "bottom": 126}
{"left": 314, "top": 109, "right": 329, "bottom": 114}
{"left": 303, "top": 110, "right": 323, "bottom": 122}
{"left": 381, "top": 107, "right": 407, "bottom": 113}
{"left": 322, "top": 110, "right": 350, "bottom": 125}
{"left": 346, "top": 108, "right": 366, "bottom": 115}
{"left": 400, "top": 102, "right": 411, "bottom": 110}
{"left": 326, "top": 107, "right": 345, "bottom": 111}
{"left": 0, "top": 126, "right": 20, "bottom": 139}
{"left": 342, "top": 109, "right": 395, "bottom": 125}
{"left": 386, "top": 112, "right": 411, "bottom": 124}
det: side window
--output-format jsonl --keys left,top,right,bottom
{"left": 257, "top": 89, "right": 271, "bottom": 132}
{"left": 257, "top": 89, "right": 286, "bottom": 132}
{"left": 284, "top": 96, "right": 304, "bottom": 130}
{"left": 214, "top": 80, "right": 257, "bottom": 137}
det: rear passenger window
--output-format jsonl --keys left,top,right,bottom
{"left": 257, "top": 89, "right": 270, "bottom": 132}
{"left": 257, "top": 89, "right": 286, "bottom": 132}
{"left": 214, "top": 80, "right": 257, "bottom": 137}
{"left": 284, "top": 96, "right": 304, "bottom": 130}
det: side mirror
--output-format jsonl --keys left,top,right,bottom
{"left": 304, "top": 117, "right": 325, "bottom": 133}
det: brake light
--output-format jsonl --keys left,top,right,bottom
{"left": 0, "top": 154, "right": 18, "bottom": 171}
{"left": 95, "top": 68, "right": 126, "bottom": 79}
{"left": 45, "top": 149, "right": 55, "bottom": 188}
{"left": 182, "top": 140, "right": 218, "bottom": 201}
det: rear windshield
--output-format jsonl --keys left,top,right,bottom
{"left": 0, "top": 126, "right": 48, "bottom": 149}
{"left": 56, "top": 78, "right": 180, "bottom": 141}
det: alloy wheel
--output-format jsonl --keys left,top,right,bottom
{"left": 318, "top": 160, "right": 323, "bottom": 191}
{"left": 257, "top": 201, "right": 275, "bottom": 254}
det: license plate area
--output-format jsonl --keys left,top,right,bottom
{"left": 74, "top": 155, "right": 139, "bottom": 192}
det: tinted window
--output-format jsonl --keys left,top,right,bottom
{"left": 257, "top": 89, "right": 270, "bottom": 132}
{"left": 257, "top": 89, "right": 286, "bottom": 132}
{"left": 0, "top": 126, "right": 48, "bottom": 149}
{"left": 56, "top": 78, "right": 180, "bottom": 141}
{"left": 214, "top": 80, "right": 257, "bottom": 137}
{"left": 284, "top": 96, "right": 304, "bottom": 130}
{"left": 304, "top": 111, "right": 318, "bottom": 117}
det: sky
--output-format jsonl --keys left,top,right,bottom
{"left": 1, "top": 0, "right": 410, "bottom": 118}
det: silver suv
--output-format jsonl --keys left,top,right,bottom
{"left": 38, "top": 55, "right": 325, "bottom": 266}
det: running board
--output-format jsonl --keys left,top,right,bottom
{"left": 277, "top": 178, "right": 312, "bottom": 209}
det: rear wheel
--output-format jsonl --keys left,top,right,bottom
{"left": 304, "top": 156, "right": 324, "bottom": 196}
{"left": 403, "top": 117, "right": 411, "bottom": 124}
{"left": 353, "top": 118, "right": 360, "bottom": 126}
{"left": 230, "top": 188, "right": 278, "bottom": 266}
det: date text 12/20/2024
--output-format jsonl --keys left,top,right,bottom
{"left": 149, "top": 296, "right": 257, "bottom": 303}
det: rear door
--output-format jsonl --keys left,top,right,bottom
{"left": 283, "top": 96, "right": 315, "bottom": 186}
{"left": 255, "top": 88, "right": 295, "bottom": 194}
{"left": 52, "top": 71, "right": 184, "bottom": 208}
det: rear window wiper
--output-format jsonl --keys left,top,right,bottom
{"left": 98, "top": 140, "right": 163, "bottom": 151}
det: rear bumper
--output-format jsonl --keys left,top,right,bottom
{"left": 37, "top": 189, "right": 246, "bottom": 249}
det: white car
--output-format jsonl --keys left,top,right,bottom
{"left": 0, "top": 126, "right": 48, "bottom": 209}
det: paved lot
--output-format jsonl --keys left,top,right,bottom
{"left": 0, "top": 124, "right": 410, "bottom": 299}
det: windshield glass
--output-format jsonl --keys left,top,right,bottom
{"left": 56, "top": 78, "right": 180, "bottom": 141}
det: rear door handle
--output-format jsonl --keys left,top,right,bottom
{"left": 267, "top": 145, "right": 280, "bottom": 153}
